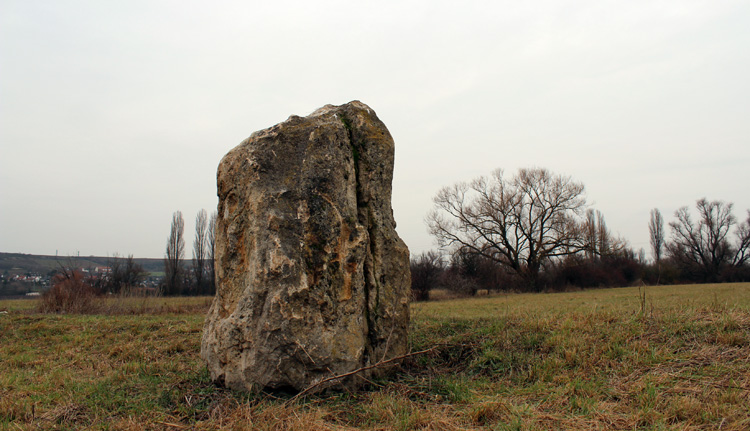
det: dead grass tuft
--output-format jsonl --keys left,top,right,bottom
{"left": 468, "top": 400, "right": 513, "bottom": 426}
{"left": 231, "top": 402, "right": 343, "bottom": 431}
{"left": 39, "top": 402, "right": 87, "bottom": 425}
{"left": 0, "top": 390, "right": 33, "bottom": 423}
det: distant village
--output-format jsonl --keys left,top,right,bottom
{"left": 1, "top": 265, "right": 163, "bottom": 297}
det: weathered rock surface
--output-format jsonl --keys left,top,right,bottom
{"left": 201, "top": 101, "right": 410, "bottom": 392}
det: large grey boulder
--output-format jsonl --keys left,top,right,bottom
{"left": 201, "top": 101, "right": 410, "bottom": 393}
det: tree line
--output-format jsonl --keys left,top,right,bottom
{"left": 36, "top": 206, "right": 218, "bottom": 308}
{"left": 162, "top": 209, "right": 218, "bottom": 296}
{"left": 649, "top": 199, "right": 750, "bottom": 284}
{"left": 46, "top": 208, "right": 221, "bottom": 298}
{"left": 413, "top": 167, "right": 750, "bottom": 300}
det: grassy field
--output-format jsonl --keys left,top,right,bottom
{"left": 1, "top": 284, "right": 749, "bottom": 430}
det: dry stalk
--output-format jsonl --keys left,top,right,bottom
{"left": 155, "top": 421, "right": 189, "bottom": 429}
{"left": 667, "top": 373, "right": 750, "bottom": 392}
{"left": 286, "top": 346, "right": 439, "bottom": 405}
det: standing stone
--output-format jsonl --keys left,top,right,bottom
{"left": 201, "top": 101, "right": 410, "bottom": 393}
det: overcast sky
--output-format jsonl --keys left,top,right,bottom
{"left": 2, "top": 0, "right": 749, "bottom": 259}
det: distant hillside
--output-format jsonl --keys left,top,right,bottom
{"left": 0, "top": 252, "right": 165, "bottom": 276}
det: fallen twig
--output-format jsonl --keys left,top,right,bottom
{"left": 286, "top": 345, "right": 439, "bottom": 405}
{"left": 156, "top": 421, "right": 189, "bottom": 429}
{"left": 667, "top": 373, "right": 750, "bottom": 392}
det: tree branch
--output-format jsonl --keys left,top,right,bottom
{"left": 285, "top": 346, "right": 439, "bottom": 405}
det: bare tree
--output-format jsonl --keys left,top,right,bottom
{"left": 584, "top": 209, "right": 598, "bottom": 260}
{"left": 410, "top": 251, "right": 443, "bottom": 301}
{"left": 164, "top": 211, "right": 185, "bottom": 296}
{"left": 597, "top": 211, "right": 611, "bottom": 257}
{"left": 207, "top": 210, "right": 217, "bottom": 294}
{"left": 428, "top": 167, "right": 588, "bottom": 291}
{"left": 736, "top": 211, "right": 750, "bottom": 267}
{"left": 446, "top": 246, "right": 484, "bottom": 296}
{"left": 668, "top": 199, "right": 750, "bottom": 281}
{"left": 649, "top": 208, "right": 665, "bottom": 264}
{"left": 582, "top": 209, "right": 623, "bottom": 259}
{"left": 637, "top": 248, "right": 647, "bottom": 264}
{"left": 107, "top": 254, "right": 146, "bottom": 294}
{"left": 123, "top": 255, "right": 146, "bottom": 291}
{"left": 192, "top": 209, "right": 208, "bottom": 295}
{"left": 106, "top": 253, "right": 123, "bottom": 293}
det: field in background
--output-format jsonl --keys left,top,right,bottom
{"left": 2, "top": 284, "right": 749, "bottom": 430}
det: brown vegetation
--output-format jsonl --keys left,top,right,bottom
{"left": 38, "top": 269, "right": 98, "bottom": 313}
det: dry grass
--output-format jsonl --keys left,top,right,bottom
{"left": 1, "top": 283, "right": 749, "bottom": 430}
{"left": 94, "top": 294, "right": 213, "bottom": 315}
{"left": 35, "top": 293, "right": 213, "bottom": 315}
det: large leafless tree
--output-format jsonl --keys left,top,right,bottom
{"left": 164, "top": 211, "right": 185, "bottom": 296}
{"left": 192, "top": 209, "right": 208, "bottom": 295}
{"left": 428, "top": 167, "right": 588, "bottom": 290}
{"left": 668, "top": 199, "right": 750, "bottom": 281}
